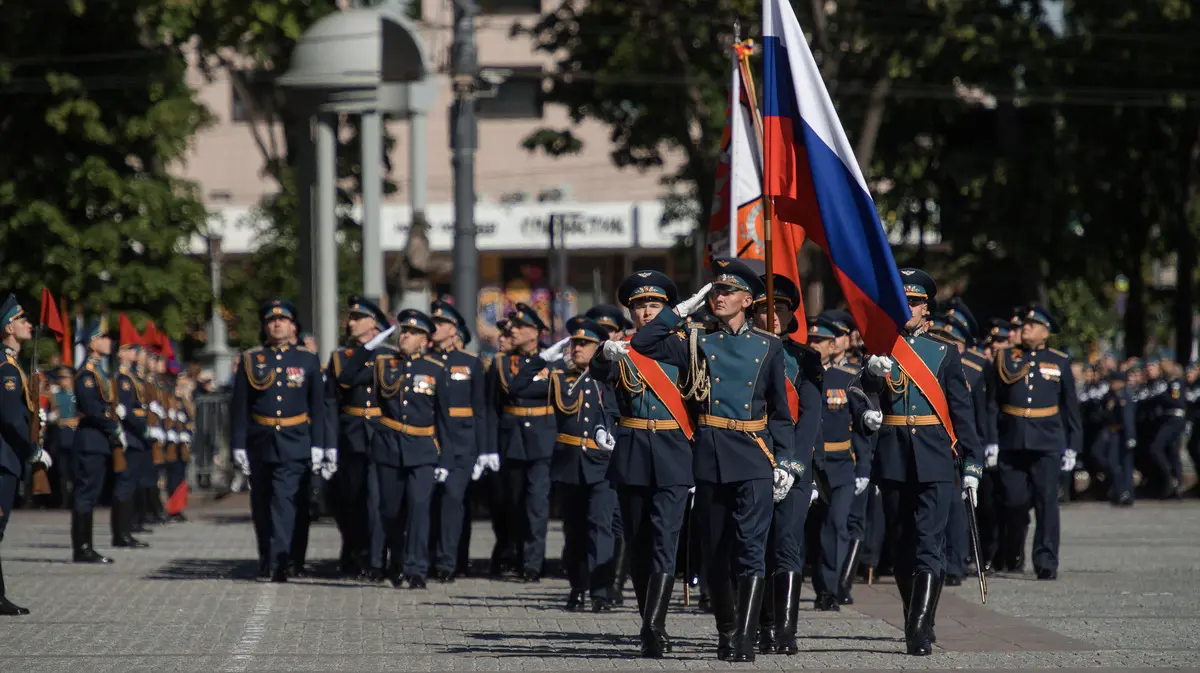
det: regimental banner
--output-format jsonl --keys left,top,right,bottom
{"left": 708, "top": 50, "right": 766, "bottom": 268}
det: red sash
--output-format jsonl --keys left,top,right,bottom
{"left": 784, "top": 378, "right": 800, "bottom": 422}
{"left": 625, "top": 337, "right": 695, "bottom": 440}
{"left": 893, "top": 337, "right": 958, "bottom": 454}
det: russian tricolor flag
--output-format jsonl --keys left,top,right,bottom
{"left": 762, "top": 0, "right": 909, "bottom": 355}
{"left": 761, "top": 0, "right": 959, "bottom": 445}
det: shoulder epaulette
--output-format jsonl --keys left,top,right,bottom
{"left": 1048, "top": 348, "right": 1069, "bottom": 359}
{"left": 751, "top": 327, "right": 780, "bottom": 341}
{"left": 925, "top": 331, "right": 954, "bottom": 345}
{"left": 297, "top": 346, "right": 315, "bottom": 354}
{"left": 834, "top": 364, "right": 859, "bottom": 376}
{"left": 962, "top": 359, "right": 983, "bottom": 372}
{"left": 422, "top": 355, "right": 446, "bottom": 368}
{"left": 245, "top": 345, "right": 264, "bottom": 355}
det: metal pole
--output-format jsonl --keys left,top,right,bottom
{"left": 296, "top": 117, "right": 316, "bottom": 333}
{"left": 451, "top": 0, "right": 479, "bottom": 350}
{"left": 361, "top": 110, "right": 385, "bottom": 307}
{"left": 205, "top": 235, "right": 233, "bottom": 384}
{"left": 410, "top": 112, "right": 428, "bottom": 217}
{"left": 315, "top": 112, "right": 339, "bottom": 362}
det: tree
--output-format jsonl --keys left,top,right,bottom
{"left": 0, "top": 1, "right": 213, "bottom": 348}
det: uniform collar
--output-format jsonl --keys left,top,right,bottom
{"left": 903, "top": 321, "right": 929, "bottom": 338}
{"left": 719, "top": 318, "right": 751, "bottom": 336}
{"left": 269, "top": 342, "right": 291, "bottom": 353}
{"left": 433, "top": 343, "right": 457, "bottom": 354}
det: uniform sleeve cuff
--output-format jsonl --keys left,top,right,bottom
{"left": 963, "top": 461, "right": 984, "bottom": 478}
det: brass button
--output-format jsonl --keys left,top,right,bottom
{"left": 276, "top": 367, "right": 282, "bottom": 373}
{"left": 276, "top": 396, "right": 282, "bottom": 401}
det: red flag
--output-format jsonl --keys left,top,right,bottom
{"left": 39, "top": 289, "right": 65, "bottom": 340}
{"left": 166, "top": 481, "right": 189, "bottom": 516}
{"left": 60, "top": 296, "right": 73, "bottom": 367}
{"left": 118, "top": 313, "right": 141, "bottom": 349}
{"left": 143, "top": 321, "right": 161, "bottom": 354}
{"left": 159, "top": 333, "right": 175, "bottom": 361}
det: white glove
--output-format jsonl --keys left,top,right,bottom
{"left": 539, "top": 337, "right": 570, "bottom": 362}
{"left": 482, "top": 452, "right": 500, "bottom": 472}
{"left": 1061, "top": 449, "right": 1077, "bottom": 472}
{"left": 854, "top": 476, "right": 869, "bottom": 496}
{"left": 862, "top": 410, "right": 883, "bottom": 432}
{"left": 985, "top": 444, "right": 999, "bottom": 468}
{"left": 33, "top": 448, "right": 53, "bottom": 469}
{"left": 116, "top": 427, "right": 128, "bottom": 449}
{"left": 809, "top": 488, "right": 819, "bottom": 504}
{"left": 594, "top": 427, "right": 615, "bottom": 452}
{"left": 323, "top": 448, "right": 339, "bottom": 475}
{"left": 963, "top": 475, "right": 979, "bottom": 506}
{"left": 39, "top": 408, "right": 47, "bottom": 424}
{"left": 311, "top": 447, "right": 324, "bottom": 474}
{"left": 364, "top": 325, "right": 397, "bottom": 351}
{"left": 167, "top": 430, "right": 179, "bottom": 443}
{"left": 600, "top": 340, "right": 630, "bottom": 362}
{"left": 1125, "top": 438, "right": 1137, "bottom": 449}
{"left": 866, "top": 355, "right": 894, "bottom": 378}
{"left": 232, "top": 449, "right": 250, "bottom": 475}
{"left": 116, "top": 403, "right": 127, "bottom": 420}
{"left": 772, "top": 467, "right": 795, "bottom": 503}
{"left": 180, "top": 432, "right": 192, "bottom": 444}
{"left": 320, "top": 466, "right": 334, "bottom": 480}
{"left": 433, "top": 467, "right": 450, "bottom": 483}
{"left": 471, "top": 458, "right": 486, "bottom": 481}
{"left": 674, "top": 283, "right": 712, "bottom": 318}
{"left": 168, "top": 409, "right": 179, "bottom": 422}
{"left": 150, "top": 401, "right": 164, "bottom": 417}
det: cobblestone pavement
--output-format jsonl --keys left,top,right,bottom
{"left": 1, "top": 496, "right": 1197, "bottom": 672}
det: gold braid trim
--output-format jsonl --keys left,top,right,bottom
{"left": 243, "top": 351, "right": 276, "bottom": 391}
{"left": 551, "top": 371, "right": 584, "bottom": 415}
{"left": 377, "top": 355, "right": 406, "bottom": 398}
{"left": 680, "top": 326, "right": 710, "bottom": 402}
{"left": 886, "top": 366, "right": 909, "bottom": 395}
{"left": 617, "top": 356, "right": 647, "bottom": 394}
{"left": 997, "top": 352, "right": 1029, "bottom": 385}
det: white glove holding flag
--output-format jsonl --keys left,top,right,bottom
{"left": 772, "top": 468, "right": 794, "bottom": 503}
{"left": 539, "top": 337, "right": 571, "bottom": 363}
{"left": 483, "top": 452, "right": 500, "bottom": 472}
{"left": 862, "top": 410, "right": 883, "bottom": 432}
{"left": 963, "top": 475, "right": 980, "bottom": 506}
{"left": 985, "top": 444, "right": 999, "bottom": 468}
{"left": 866, "top": 355, "right": 893, "bottom": 378}
{"left": 232, "top": 449, "right": 250, "bottom": 476}
{"left": 600, "top": 340, "right": 630, "bottom": 362}
{"left": 854, "top": 477, "right": 869, "bottom": 496}
{"left": 364, "top": 325, "right": 397, "bottom": 351}
{"left": 32, "top": 448, "right": 52, "bottom": 469}
{"left": 323, "top": 448, "right": 339, "bottom": 476}
{"left": 1061, "top": 449, "right": 1077, "bottom": 472}
{"left": 433, "top": 467, "right": 450, "bottom": 483}
{"left": 674, "top": 283, "right": 712, "bottom": 318}
{"left": 311, "top": 448, "right": 324, "bottom": 474}
{"left": 594, "top": 427, "right": 615, "bottom": 452}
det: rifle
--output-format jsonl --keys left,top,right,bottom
{"left": 29, "top": 325, "right": 51, "bottom": 495}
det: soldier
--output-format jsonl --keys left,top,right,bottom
{"left": 229, "top": 299, "right": 325, "bottom": 582}
{"left": 71, "top": 316, "right": 123, "bottom": 564}
{"left": 371, "top": 309, "right": 452, "bottom": 588}
{"left": 628, "top": 259, "right": 797, "bottom": 663}
{"left": 133, "top": 345, "right": 163, "bottom": 529}
{"left": 485, "top": 304, "right": 556, "bottom": 582}
{"left": 514, "top": 318, "right": 618, "bottom": 611}
{"left": 860, "top": 269, "right": 983, "bottom": 656}
{"left": 807, "top": 314, "right": 878, "bottom": 611}
{"left": 46, "top": 366, "right": 77, "bottom": 510}
{"left": 143, "top": 346, "right": 169, "bottom": 525}
{"left": 750, "top": 278, "right": 823, "bottom": 655}
{"left": 1185, "top": 362, "right": 1200, "bottom": 494}
{"left": 1101, "top": 371, "right": 1137, "bottom": 505}
{"left": 979, "top": 318, "right": 1014, "bottom": 571}
{"left": 591, "top": 272, "right": 692, "bottom": 657}
{"left": 993, "top": 304, "right": 1081, "bottom": 581}
{"left": 113, "top": 324, "right": 150, "bottom": 548}
{"left": 428, "top": 299, "right": 486, "bottom": 583}
{"left": 1144, "top": 356, "right": 1186, "bottom": 498}
{"left": 0, "top": 295, "right": 52, "bottom": 614}
{"left": 172, "top": 374, "right": 196, "bottom": 521}
{"left": 473, "top": 318, "right": 509, "bottom": 575}
{"left": 325, "top": 296, "right": 392, "bottom": 578}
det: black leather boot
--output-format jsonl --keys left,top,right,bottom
{"left": 610, "top": 537, "right": 628, "bottom": 607}
{"left": 838, "top": 538, "right": 861, "bottom": 605}
{"left": 928, "top": 571, "right": 945, "bottom": 644}
{"left": 73, "top": 512, "right": 113, "bottom": 564}
{"left": 757, "top": 574, "right": 775, "bottom": 654}
{"left": 131, "top": 491, "right": 152, "bottom": 534}
{"left": 0, "top": 558, "right": 30, "bottom": 616}
{"left": 566, "top": 589, "right": 587, "bottom": 611}
{"left": 773, "top": 571, "right": 801, "bottom": 655}
{"left": 732, "top": 575, "right": 765, "bottom": 663}
{"left": 709, "top": 575, "right": 736, "bottom": 660}
{"left": 112, "top": 500, "right": 149, "bottom": 548}
{"left": 640, "top": 573, "right": 674, "bottom": 658}
{"left": 905, "top": 572, "right": 935, "bottom": 656}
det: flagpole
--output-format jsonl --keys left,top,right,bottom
{"left": 735, "top": 40, "right": 776, "bottom": 326}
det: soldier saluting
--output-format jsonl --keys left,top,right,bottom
{"left": 230, "top": 299, "right": 325, "bottom": 582}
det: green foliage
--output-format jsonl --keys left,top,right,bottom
{"left": 0, "top": 0, "right": 213, "bottom": 344}
{"left": 1048, "top": 277, "right": 1118, "bottom": 359}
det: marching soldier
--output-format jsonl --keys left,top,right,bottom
{"left": 0, "top": 295, "right": 51, "bottom": 615}
{"left": 629, "top": 259, "right": 797, "bottom": 663}
{"left": 364, "top": 309, "right": 451, "bottom": 588}
{"left": 229, "top": 299, "right": 325, "bottom": 582}
{"left": 993, "top": 304, "right": 1082, "bottom": 581}
{"left": 513, "top": 318, "right": 619, "bottom": 611}
{"left": 428, "top": 299, "right": 486, "bottom": 583}
{"left": 808, "top": 313, "right": 878, "bottom": 611}
{"left": 113, "top": 325, "right": 150, "bottom": 548}
{"left": 750, "top": 277, "right": 823, "bottom": 656}
{"left": 71, "top": 316, "right": 122, "bottom": 564}
{"left": 860, "top": 268, "right": 983, "bottom": 656}
{"left": 1144, "top": 357, "right": 1186, "bottom": 498}
{"left": 980, "top": 317, "right": 1015, "bottom": 570}
{"left": 591, "top": 272, "right": 692, "bottom": 657}
{"left": 474, "top": 318, "right": 509, "bottom": 575}
{"left": 1101, "top": 371, "right": 1137, "bottom": 505}
{"left": 485, "top": 303, "right": 556, "bottom": 582}
{"left": 325, "top": 296, "right": 391, "bottom": 578}
{"left": 47, "top": 366, "right": 77, "bottom": 509}
{"left": 1185, "top": 362, "right": 1200, "bottom": 494}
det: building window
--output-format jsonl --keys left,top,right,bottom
{"left": 230, "top": 72, "right": 275, "bottom": 123}
{"left": 478, "top": 67, "right": 544, "bottom": 120}
{"left": 478, "top": 0, "right": 541, "bottom": 14}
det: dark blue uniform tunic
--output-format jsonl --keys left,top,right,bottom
{"left": 230, "top": 343, "right": 325, "bottom": 571}
{"left": 0, "top": 348, "right": 37, "bottom": 541}
{"left": 73, "top": 360, "right": 122, "bottom": 515}
{"left": 115, "top": 367, "right": 149, "bottom": 506}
